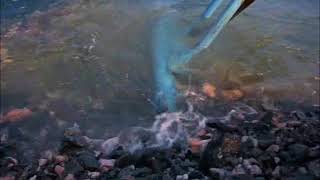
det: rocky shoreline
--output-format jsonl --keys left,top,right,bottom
{"left": 1, "top": 101, "right": 319, "bottom": 180}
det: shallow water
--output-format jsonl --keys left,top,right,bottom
{"left": 1, "top": 0, "right": 319, "bottom": 140}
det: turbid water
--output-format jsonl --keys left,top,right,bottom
{"left": 1, "top": 0, "right": 319, "bottom": 140}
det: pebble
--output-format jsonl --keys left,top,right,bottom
{"left": 38, "top": 158, "right": 48, "bottom": 167}
{"left": 54, "top": 155, "right": 67, "bottom": 164}
{"left": 54, "top": 165, "right": 65, "bottom": 177}
{"left": 64, "top": 174, "right": 76, "bottom": 180}
{"left": 99, "top": 159, "right": 115, "bottom": 170}
{"left": 88, "top": 172, "right": 100, "bottom": 178}
{"left": 266, "top": 144, "right": 280, "bottom": 153}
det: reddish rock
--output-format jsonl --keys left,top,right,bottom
{"left": 54, "top": 155, "right": 67, "bottom": 164}
{"left": 54, "top": 165, "right": 64, "bottom": 177}
{"left": 99, "top": 159, "right": 115, "bottom": 171}
{"left": 64, "top": 174, "right": 76, "bottom": 180}
{"left": 188, "top": 138, "right": 209, "bottom": 154}
{"left": 202, "top": 83, "right": 217, "bottom": 98}
{"left": 222, "top": 136, "right": 241, "bottom": 154}
{"left": 222, "top": 89, "right": 244, "bottom": 101}
{"left": 0, "top": 108, "right": 32, "bottom": 124}
{"left": 0, "top": 176, "right": 15, "bottom": 180}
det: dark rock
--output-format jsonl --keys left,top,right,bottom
{"left": 307, "top": 146, "right": 320, "bottom": 158}
{"left": 230, "top": 174, "right": 255, "bottom": 180}
{"left": 291, "top": 111, "right": 307, "bottom": 120}
{"left": 115, "top": 153, "right": 134, "bottom": 168}
{"left": 200, "top": 133, "right": 224, "bottom": 171}
{"left": 288, "top": 144, "right": 308, "bottom": 162}
{"left": 307, "top": 159, "right": 320, "bottom": 178}
{"left": 206, "top": 120, "right": 238, "bottom": 132}
{"left": 285, "top": 174, "right": 316, "bottom": 180}
{"left": 64, "top": 159, "right": 84, "bottom": 175}
{"left": 266, "top": 144, "right": 280, "bottom": 153}
{"left": 258, "top": 135, "right": 276, "bottom": 150}
{"left": 76, "top": 152, "right": 99, "bottom": 170}
{"left": 188, "top": 170, "right": 205, "bottom": 179}
{"left": 209, "top": 168, "right": 229, "bottom": 179}
{"left": 132, "top": 167, "right": 152, "bottom": 177}
{"left": 118, "top": 165, "right": 135, "bottom": 179}
{"left": 250, "top": 148, "right": 263, "bottom": 158}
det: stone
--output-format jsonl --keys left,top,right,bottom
{"left": 266, "top": 144, "right": 280, "bottom": 153}
{"left": 308, "top": 160, "right": 320, "bottom": 178}
{"left": 64, "top": 174, "right": 76, "bottom": 180}
{"left": 118, "top": 165, "right": 135, "bottom": 179}
{"left": 43, "top": 150, "right": 54, "bottom": 161}
{"left": 308, "top": 146, "right": 320, "bottom": 158}
{"left": 99, "top": 159, "right": 115, "bottom": 169}
{"left": 210, "top": 168, "right": 228, "bottom": 179}
{"left": 222, "top": 135, "right": 241, "bottom": 154}
{"left": 232, "top": 165, "right": 246, "bottom": 175}
{"left": 188, "top": 170, "right": 205, "bottom": 179}
{"left": 77, "top": 152, "right": 99, "bottom": 170}
{"left": 249, "top": 165, "right": 262, "bottom": 175}
{"left": 38, "top": 158, "right": 48, "bottom": 167}
{"left": 132, "top": 167, "right": 152, "bottom": 177}
{"left": 88, "top": 171, "right": 100, "bottom": 178}
{"left": 54, "top": 155, "right": 67, "bottom": 164}
{"left": 64, "top": 159, "right": 84, "bottom": 175}
{"left": 54, "top": 165, "right": 64, "bottom": 177}
{"left": 176, "top": 174, "right": 188, "bottom": 180}
{"left": 288, "top": 144, "right": 308, "bottom": 161}
{"left": 272, "top": 166, "right": 281, "bottom": 177}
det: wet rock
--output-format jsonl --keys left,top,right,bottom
{"left": 210, "top": 168, "right": 229, "bottom": 179}
{"left": 76, "top": 152, "right": 99, "bottom": 170}
{"left": 266, "top": 144, "right": 280, "bottom": 153}
{"left": 288, "top": 144, "right": 308, "bottom": 161}
{"left": 0, "top": 108, "right": 33, "bottom": 124}
{"left": 54, "top": 155, "right": 67, "bottom": 164}
{"left": 222, "top": 135, "right": 241, "bottom": 155}
{"left": 54, "top": 165, "right": 64, "bottom": 177}
{"left": 115, "top": 153, "right": 134, "bottom": 168}
{"left": 202, "top": 83, "right": 217, "bottom": 98}
{"left": 64, "top": 159, "right": 83, "bottom": 175}
{"left": 188, "top": 138, "right": 208, "bottom": 154}
{"left": 291, "top": 111, "right": 307, "bottom": 120}
{"left": 88, "top": 171, "right": 100, "bottom": 178}
{"left": 307, "top": 159, "right": 320, "bottom": 178}
{"left": 176, "top": 174, "right": 188, "bottom": 180}
{"left": 272, "top": 166, "right": 281, "bottom": 178}
{"left": 206, "top": 120, "right": 238, "bottom": 132}
{"left": 43, "top": 150, "right": 54, "bottom": 161}
{"left": 307, "top": 146, "right": 320, "bottom": 158}
{"left": 64, "top": 174, "right": 76, "bottom": 180}
{"left": 232, "top": 164, "right": 246, "bottom": 175}
{"left": 222, "top": 89, "right": 244, "bottom": 101}
{"left": 61, "top": 124, "right": 88, "bottom": 151}
{"left": 118, "top": 165, "right": 135, "bottom": 179}
{"left": 0, "top": 176, "right": 15, "bottom": 180}
{"left": 258, "top": 135, "right": 276, "bottom": 150}
{"left": 132, "top": 167, "right": 152, "bottom": 177}
{"left": 188, "top": 170, "right": 205, "bottom": 179}
{"left": 230, "top": 174, "right": 255, "bottom": 180}
{"left": 38, "top": 158, "right": 48, "bottom": 167}
{"left": 99, "top": 159, "right": 115, "bottom": 170}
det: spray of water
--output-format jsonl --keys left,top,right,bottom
{"left": 100, "top": 102, "right": 206, "bottom": 154}
{"left": 152, "top": 0, "right": 243, "bottom": 111}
